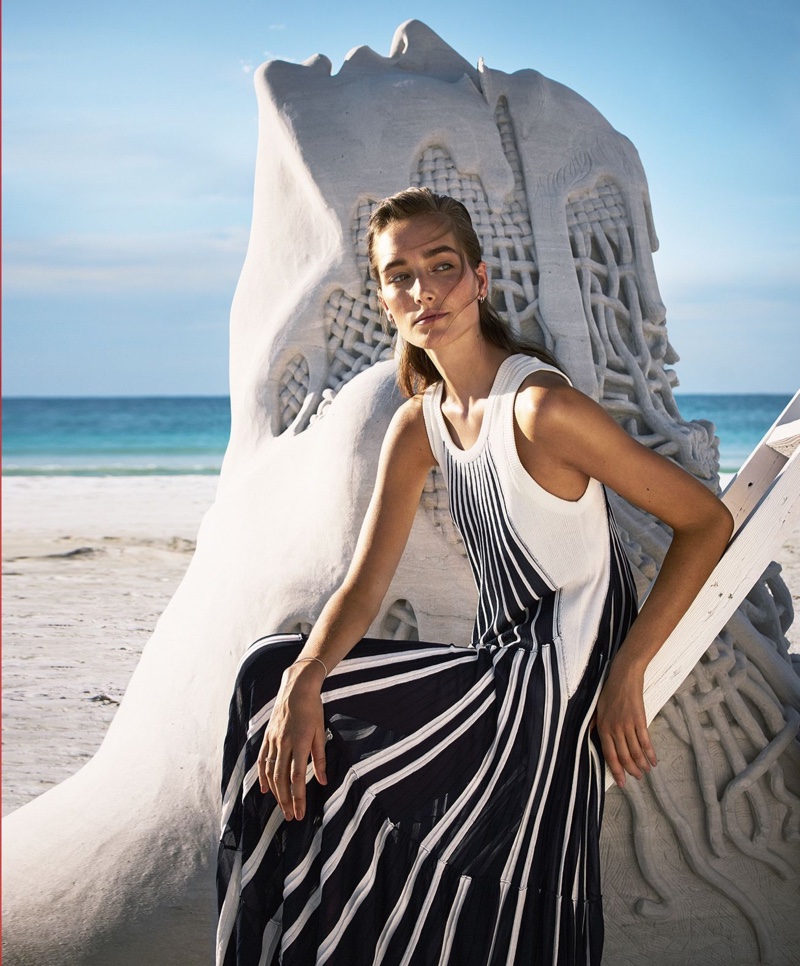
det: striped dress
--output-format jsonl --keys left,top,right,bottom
{"left": 217, "top": 354, "right": 638, "bottom": 966}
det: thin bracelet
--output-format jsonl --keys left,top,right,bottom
{"left": 293, "top": 656, "right": 328, "bottom": 678}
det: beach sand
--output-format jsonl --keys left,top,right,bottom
{"left": 3, "top": 474, "right": 799, "bottom": 816}
{"left": 1, "top": 476, "right": 218, "bottom": 815}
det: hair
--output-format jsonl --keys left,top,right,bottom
{"left": 366, "top": 186, "right": 562, "bottom": 397}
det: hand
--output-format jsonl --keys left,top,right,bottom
{"left": 257, "top": 662, "right": 328, "bottom": 820}
{"left": 594, "top": 658, "right": 657, "bottom": 789}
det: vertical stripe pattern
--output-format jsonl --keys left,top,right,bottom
{"left": 217, "top": 357, "right": 638, "bottom": 965}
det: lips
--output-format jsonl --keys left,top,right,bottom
{"left": 415, "top": 312, "right": 446, "bottom": 326}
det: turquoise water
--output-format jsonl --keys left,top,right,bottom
{"left": 1, "top": 394, "right": 793, "bottom": 477}
{"left": 2, "top": 397, "right": 230, "bottom": 476}
{"left": 674, "top": 394, "right": 792, "bottom": 474}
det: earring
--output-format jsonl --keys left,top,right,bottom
{"left": 479, "top": 295, "right": 486, "bottom": 304}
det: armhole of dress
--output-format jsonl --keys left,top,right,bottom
{"left": 421, "top": 383, "right": 444, "bottom": 468}
{"left": 494, "top": 356, "right": 600, "bottom": 512}
{"left": 521, "top": 357, "right": 573, "bottom": 389}
{"left": 495, "top": 356, "right": 573, "bottom": 434}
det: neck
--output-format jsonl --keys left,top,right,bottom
{"left": 426, "top": 337, "right": 512, "bottom": 411}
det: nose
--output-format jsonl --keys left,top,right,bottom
{"left": 411, "top": 275, "right": 435, "bottom": 304}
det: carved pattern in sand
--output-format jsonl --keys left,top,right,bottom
{"left": 380, "top": 599, "right": 420, "bottom": 641}
{"left": 308, "top": 94, "right": 800, "bottom": 953}
{"left": 277, "top": 353, "right": 310, "bottom": 434}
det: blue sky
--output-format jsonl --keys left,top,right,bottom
{"left": 3, "top": 0, "right": 798, "bottom": 395}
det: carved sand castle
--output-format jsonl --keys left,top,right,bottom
{"left": 4, "top": 20, "right": 798, "bottom": 966}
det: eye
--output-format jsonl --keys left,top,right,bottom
{"left": 386, "top": 271, "right": 410, "bottom": 284}
{"left": 433, "top": 261, "right": 454, "bottom": 272}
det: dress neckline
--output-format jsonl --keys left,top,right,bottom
{"left": 433, "top": 354, "right": 517, "bottom": 462}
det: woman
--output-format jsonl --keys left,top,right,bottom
{"left": 217, "top": 188, "right": 733, "bottom": 966}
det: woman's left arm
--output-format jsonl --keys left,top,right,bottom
{"left": 518, "top": 380, "right": 734, "bottom": 787}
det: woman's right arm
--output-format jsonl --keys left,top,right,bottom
{"left": 259, "top": 396, "right": 435, "bottom": 820}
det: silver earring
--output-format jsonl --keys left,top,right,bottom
{"left": 479, "top": 295, "right": 486, "bottom": 304}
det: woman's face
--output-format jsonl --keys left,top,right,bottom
{"left": 374, "top": 214, "right": 487, "bottom": 352}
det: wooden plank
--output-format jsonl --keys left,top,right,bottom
{"left": 721, "top": 389, "right": 800, "bottom": 533}
{"left": 605, "top": 390, "right": 800, "bottom": 789}
{"left": 766, "top": 417, "right": 800, "bottom": 457}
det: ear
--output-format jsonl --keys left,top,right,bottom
{"left": 476, "top": 261, "right": 489, "bottom": 299}
{"left": 378, "top": 293, "right": 394, "bottom": 325}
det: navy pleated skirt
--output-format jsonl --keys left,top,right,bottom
{"left": 216, "top": 631, "right": 611, "bottom": 965}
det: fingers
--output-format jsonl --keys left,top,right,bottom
{"left": 257, "top": 738, "right": 275, "bottom": 796}
{"left": 290, "top": 763, "right": 308, "bottom": 821}
{"left": 273, "top": 747, "right": 304, "bottom": 821}
{"left": 273, "top": 748, "right": 304, "bottom": 821}
{"left": 255, "top": 681, "right": 327, "bottom": 818}
{"left": 599, "top": 729, "right": 625, "bottom": 789}
{"left": 595, "top": 665, "right": 657, "bottom": 788}
{"left": 310, "top": 728, "right": 328, "bottom": 787}
{"left": 257, "top": 734, "right": 319, "bottom": 821}
{"left": 599, "top": 720, "right": 657, "bottom": 789}
{"left": 637, "top": 722, "right": 658, "bottom": 768}
{"left": 256, "top": 736, "right": 286, "bottom": 811}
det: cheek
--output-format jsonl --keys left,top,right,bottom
{"left": 381, "top": 289, "right": 407, "bottom": 315}
{"left": 379, "top": 293, "right": 399, "bottom": 324}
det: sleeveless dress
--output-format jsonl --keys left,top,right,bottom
{"left": 217, "top": 354, "right": 638, "bottom": 966}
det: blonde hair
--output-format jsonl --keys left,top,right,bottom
{"left": 366, "top": 187, "right": 561, "bottom": 397}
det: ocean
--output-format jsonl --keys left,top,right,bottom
{"left": 1, "top": 394, "right": 793, "bottom": 477}
{"left": 2, "top": 397, "right": 230, "bottom": 476}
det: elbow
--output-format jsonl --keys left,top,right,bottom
{"left": 713, "top": 498, "right": 735, "bottom": 543}
{"left": 674, "top": 497, "right": 734, "bottom": 553}
{"left": 702, "top": 499, "right": 734, "bottom": 556}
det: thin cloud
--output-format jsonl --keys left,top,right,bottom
{"left": 655, "top": 247, "right": 798, "bottom": 291}
{"left": 262, "top": 50, "right": 297, "bottom": 62}
{"left": 4, "top": 230, "right": 249, "bottom": 296}
{"left": 4, "top": 119, "right": 257, "bottom": 218}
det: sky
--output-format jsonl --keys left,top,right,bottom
{"left": 3, "top": 0, "right": 798, "bottom": 396}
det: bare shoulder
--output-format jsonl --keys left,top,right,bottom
{"left": 383, "top": 394, "right": 436, "bottom": 469}
{"left": 389, "top": 393, "right": 428, "bottom": 439}
{"left": 514, "top": 372, "right": 602, "bottom": 444}
{"left": 515, "top": 374, "right": 731, "bottom": 534}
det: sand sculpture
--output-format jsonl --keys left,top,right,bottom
{"left": 4, "top": 20, "right": 799, "bottom": 966}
